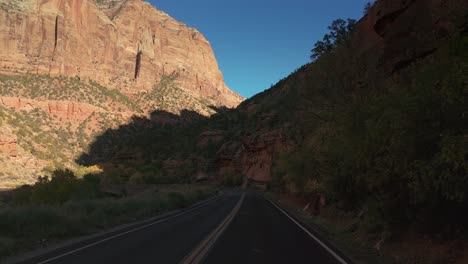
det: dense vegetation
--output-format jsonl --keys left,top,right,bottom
{"left": 270, "top": 19, "right": 468, "bottom": 237}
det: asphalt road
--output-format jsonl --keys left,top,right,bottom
{"left": 11, "top": 190, "right": 346, "bottom": 264}
{"left": 204, "top": 192, "right": 344, "bottom": 264}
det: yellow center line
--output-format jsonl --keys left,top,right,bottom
{"left": 180, "top": 193, "right": 245, "bottom": 264}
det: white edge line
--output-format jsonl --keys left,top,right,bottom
{"left": 268, "top": 199, "right": 348, "bottom": 264}
{"left": 36, "top": 195, "right": 220, "bottom": 264}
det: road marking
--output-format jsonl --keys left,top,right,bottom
{"left": 181, "top": 193, "right": 245, "bottom": 264}
{"left": 35, "top": 195, "right": 221, "bottom": 264}
{"left": 268, "top": 199, "right": 349, "bottom": 264}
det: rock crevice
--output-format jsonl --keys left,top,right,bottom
{"left": 54, "top": 15, "right": 59, "bottom": 49}
{"left": 134, "top": 47, "right": 142, "bottom": 80}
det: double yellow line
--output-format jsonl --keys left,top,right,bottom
{"left": 180, "top": 193, "right": 246, "bottom": 264}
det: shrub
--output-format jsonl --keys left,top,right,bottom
{"left": 12, "top": 185, "right": 33, "bottom": 205}
{"left": 167, "top": 192, "right": 188, "bottom": 208}
{"left": 30, "top": 169, "right": 79, "bottom": 204}
{"left": 311, "top": 19, "right": 356, "bottom": 61}
{"left": 12, "top": 169, "right": 101, "bottom": 205}
{"left": 222, "top": 173, "right": 244, "bottom": 187}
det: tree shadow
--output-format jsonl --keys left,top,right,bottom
{"left": 76, "top": 108, "right": 227, "bottom": 184}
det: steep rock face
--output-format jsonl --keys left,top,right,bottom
{"left": 0, "top": 0, "right": 243, "bottom": 108}
{"left": 239, "top": 129, "right": 290, "bottom": 182}
{"left": 215, "top": 129, "right": 292, "bottom": 183}
{"left": 354, "top": 0, "right": 468, "bottom": 72}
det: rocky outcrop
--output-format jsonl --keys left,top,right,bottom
{"left": 0, "top": 96, "right": 102, "bottom": 121}
{"left": 240, "top": 129, "right": 290, "bottom": 182}
{"left": 0, "top": 131, "right": 17, "bottom": 157}
{"left": 354, "top": 0, "right": 468, "bottom": 73}
{"left": 0, "top": 0, "right": 243, "bottom": 108}
{"left": 197, "top": 130, "right": 225, "bottom": 148}
{"left": 215, "top": 129, "right": 292, "bottom": 182}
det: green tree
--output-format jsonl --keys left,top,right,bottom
{"left": 311, "top": 19, "right": 356, "bottom": 61}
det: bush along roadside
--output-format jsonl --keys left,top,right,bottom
{"left": 0, "top": 169, "right": 217, "bottom": 261}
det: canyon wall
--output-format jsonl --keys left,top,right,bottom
{"left": 0, "top": 0, "right": 243, "bottom": 108}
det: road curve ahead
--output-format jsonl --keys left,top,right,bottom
{"left": 11, "top": 190, "right": 346, "bottom": 264}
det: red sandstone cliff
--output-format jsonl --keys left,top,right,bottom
{"left": 354, "top": 0, "right": 467, "bottom": 72}
{"left": 0, "top": 0, "right": 243, "bottom": 108}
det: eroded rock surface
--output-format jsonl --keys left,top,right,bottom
{"left": 0, "top": 0, "right": 243, "bottom": 108}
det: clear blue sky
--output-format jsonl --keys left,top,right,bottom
{"left": 150, "top": 0, "right": 370, "bottom": 98}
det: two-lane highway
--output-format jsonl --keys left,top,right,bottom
{"left": 9, "top": 190, "right": 348, "bottom": 264}
{"left": 204, "top": 192, "right": 346, "bottom": 264}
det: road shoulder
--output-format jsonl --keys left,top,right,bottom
{"left": 266, "top": 193, "right": 401, "bottom": 264}
{"left": 266, "top": 196, "right": 354, "bottom": 264}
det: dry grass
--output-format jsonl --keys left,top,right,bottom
{"left": 0, "top": 184, "right": 217, "bottom": 261}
